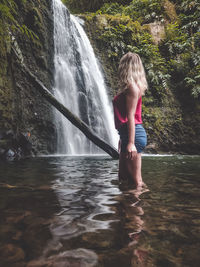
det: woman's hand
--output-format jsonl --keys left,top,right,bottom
{"left": 126, "top": 142, "right": 137, "bottom": 160}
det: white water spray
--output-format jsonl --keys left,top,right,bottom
{"left": 52, "top": 0, "right": 118, "bottom": 154}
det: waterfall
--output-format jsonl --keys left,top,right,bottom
{"left": 52, "top": 0, "right": 118, "bottom": 155}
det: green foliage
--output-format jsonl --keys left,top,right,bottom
{"left": 62, "top": 0, "right": 132, "bottom": 13}
{"left": 123, "top": 0, "right": 165, "bottom": 23}
{"left": 184, "top": 56, "right": 200, "bottom": 98}
{"left": 0, "top": 0, "right": 39, "bottom": 43}
{"left": 159, "top": 0, "right": 200, "bottom": 98}
{"left": 90, "top": 0, "right": 166, "bottom": 23}
{"left": 0, "top": 3, "right": 15, "bottom": 23}
{"left": 163, "top": 0, "right": 177, "bottom": 22}
{"left": 164, "top": 22, "right": 190, "bottom": 56}
{"left": 83, "top": 0, "right": 200, "bottom": 98}
{"left": 90, "top": 13, "right": 170, "bottom": 99}
{"left": 97, "top": 3, "right": 124, "bottom": 15}
{"left": 19, "top": 24, "right": 39, "bottom": 42}
{"left": 62, "top": 0, "right": 103, "bottom": 13}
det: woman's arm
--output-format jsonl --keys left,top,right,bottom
{"left": 126, "top": 83, "right": 139, "bottom": 159}
{"left": 118, "top": 139, "right": 121, "bottom": 153}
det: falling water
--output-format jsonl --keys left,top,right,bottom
{"left": 52, "top": 0, "right": 118, "bottom": 154}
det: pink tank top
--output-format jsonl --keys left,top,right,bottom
{"left": 113, "top": 92, "right": 142, "bottom": 130}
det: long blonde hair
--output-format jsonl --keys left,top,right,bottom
{"left": 118, "top": 52, "right": 148, "bottom": 95}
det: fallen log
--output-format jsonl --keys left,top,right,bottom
{"left": 12, "top": 47, "right": 119, "bottom": 159}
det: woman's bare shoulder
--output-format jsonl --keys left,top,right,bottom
{"left": 126, "top": 82, "right": 139, "bottom": 97}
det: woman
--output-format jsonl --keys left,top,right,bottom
{"left": 113, "top": 52, "right": 148, "bottom": 188}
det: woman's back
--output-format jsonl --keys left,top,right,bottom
{"left": 113, "top": 92, "right": 142, "bottom": 130}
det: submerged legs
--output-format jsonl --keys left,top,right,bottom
{"left": 119, "top": 152, "right": 143, "bottom": 188}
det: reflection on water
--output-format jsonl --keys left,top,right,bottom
{"left": 0, "top": 155, "right": 200, "bottom": 266}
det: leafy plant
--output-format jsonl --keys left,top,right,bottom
{"left": 123, "top": 0, "right": 165, "bottom": 23}
{"left": 69, "top": 0, "right": 200, "bottom": 98}
{"left": 19, "top": 24, "right": 39, "bottom": 41}
{"left": 0, "top": 0, "right": 39, "bottom": 43}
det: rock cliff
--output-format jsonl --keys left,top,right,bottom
{"left": 0, "top": 0, "right": 56, "bottom": 160}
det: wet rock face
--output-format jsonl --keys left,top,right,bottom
{"left": 0, "top": 244, "right": 25, "bottom": 266}
{"left": 0, "top": 0, "right": 56, "bottom": 159}
{"left": 0, "top": 130, "right": 33, "bottom": 160}
{"left": 145, "top": 21, "right": 165, "bottom": 44}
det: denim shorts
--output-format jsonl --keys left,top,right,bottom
{"left": 118, "top": 124, "right": 147, "bottom": 153}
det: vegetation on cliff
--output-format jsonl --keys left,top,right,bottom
{"left": 65, "top": 0, "right": 200, "bottom": 98}
{"left": 0, "top": 0, "right": 55, "bottom": 159}
{"left": 0, "top": 0, "right": 43, "bottom": 130}
{"left": 64, "top": 0, "right": 200, "bottom": 153}
{"left": 62, "top": 0, "right": 132, "bottom": 13}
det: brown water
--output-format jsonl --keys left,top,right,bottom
{"left": 0, "top": 155, "right": 199, "bottom": 267}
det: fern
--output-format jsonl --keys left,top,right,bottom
{"left": 192, "top": 86, "right": 200, "bottom": 98}
{"left": 0, "top": 1, "right": 40, "bottom": 45}
{"left": 20, "top": 24, "right": 39, "bottom": 41}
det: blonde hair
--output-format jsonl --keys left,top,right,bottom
{"left": 118, "top": 52, "right": 148, "bottom": 95}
